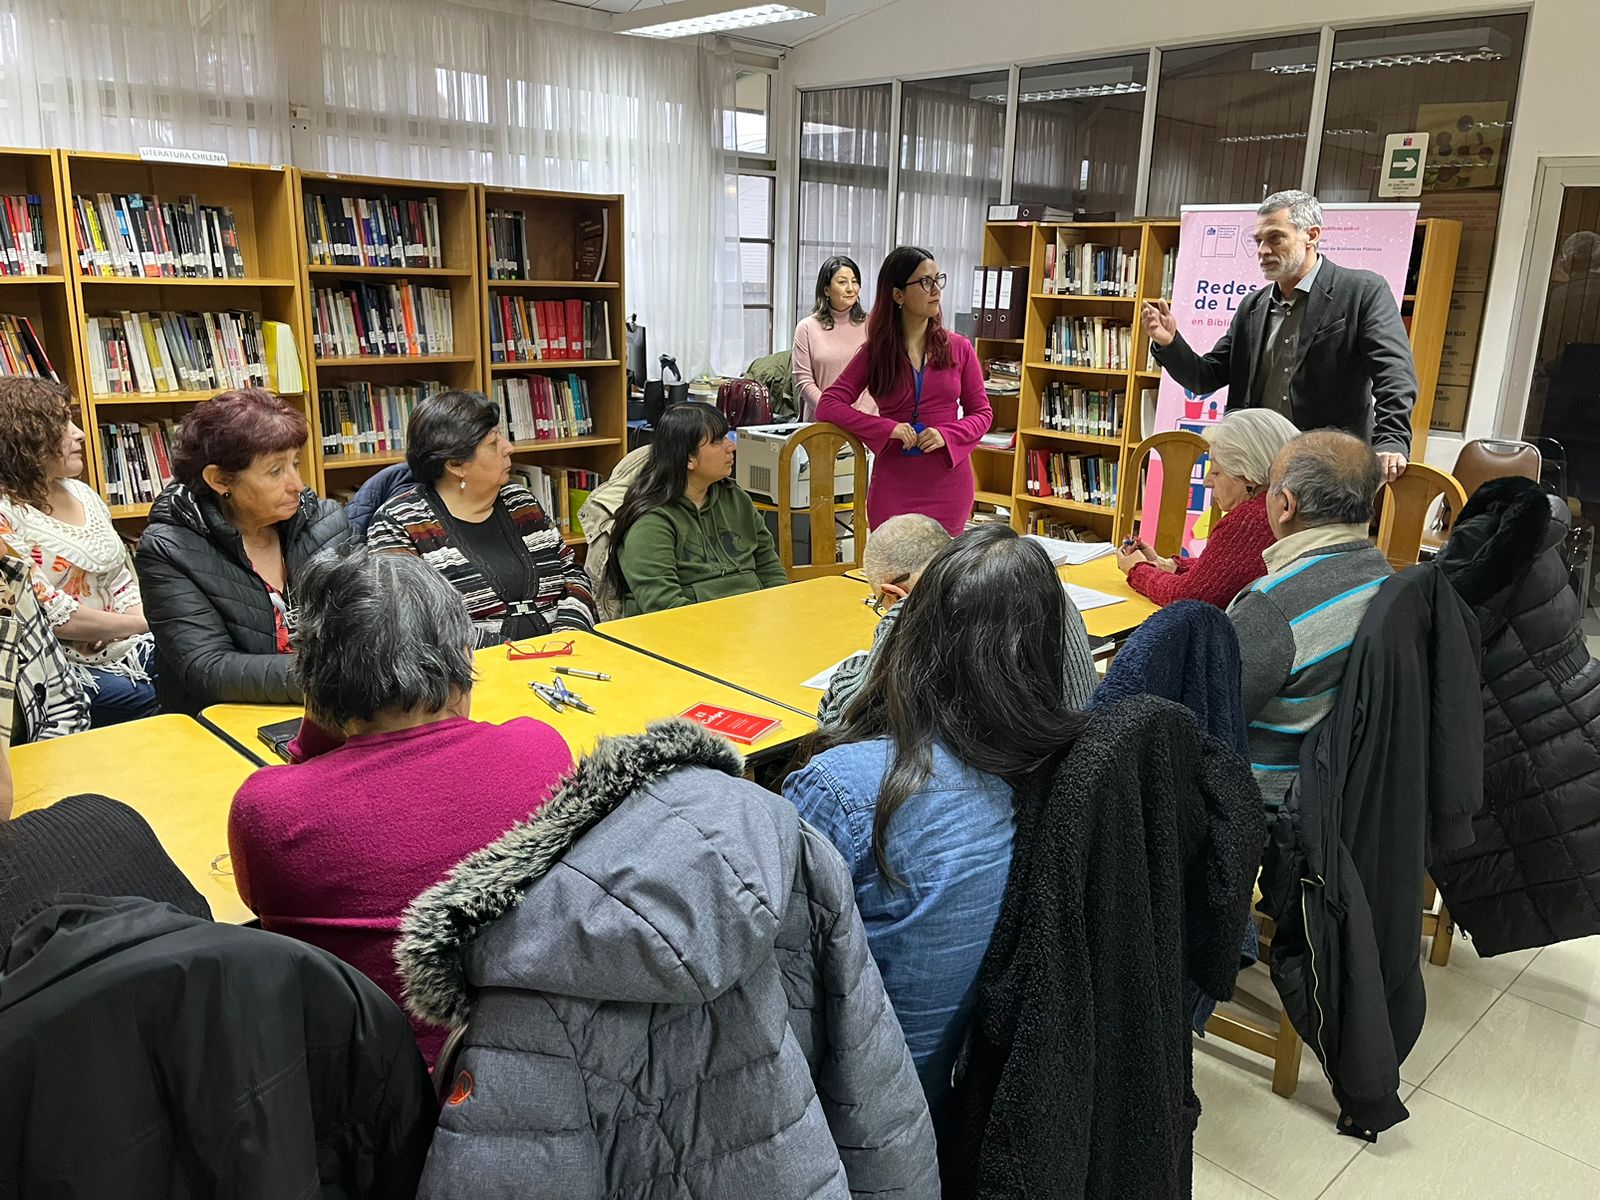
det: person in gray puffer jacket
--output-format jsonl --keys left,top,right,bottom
{"left": 396, "top": 718, "right": 939, "bottom": 1200}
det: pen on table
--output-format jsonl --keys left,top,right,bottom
{"left": 528, "top": 682, "right": 565, "bottom": 713}
{"left": 553, "top": 667, "right": 610, "bottom": 681}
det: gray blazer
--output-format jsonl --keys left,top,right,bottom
{"left": 1152, "top": 255, "right": 1418, "bottom": 457}
{"left": 398, "top": 720, "right": 939, "bottom": 1200}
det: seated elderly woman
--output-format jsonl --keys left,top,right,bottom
{"left": 228, "top": 545, "right": 573, "bottom": 1066}
{"left": 366, "top": 389, "right": 596, "bottom": 645}
{"left": 1114, "top": 408, "right": 1300, "bottom": 609}
{"left": 136, "top": 388, "right": 349, "bottom": 713}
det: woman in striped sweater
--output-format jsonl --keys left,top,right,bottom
{"left": 366, "top": 390, "right": 596, "bottom": 646}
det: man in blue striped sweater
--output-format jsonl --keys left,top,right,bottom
{"left": 1228, "top": 430, "right": 1392, "bottom": 806}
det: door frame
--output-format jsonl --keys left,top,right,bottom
{"left": 1499, "top": 155, "right": 1600, "bottom": 436}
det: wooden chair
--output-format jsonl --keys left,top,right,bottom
{"left": 1113, "top": 430, "right": 1213, "bottom": 558}
{"left": 777, "top": 423, "right": 868, "bottom": 582}
{"left": 1375, "top": 463, "right": 1468, "bottom": 570}
{"left": 1422, "top": 874, "right": 1456, "bottom": 966}
{"left": 1204, "top": 904, "right": 1305, "bottom": 1098}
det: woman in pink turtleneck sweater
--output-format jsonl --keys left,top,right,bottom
{"left": 792, "top": 254, "right": 874, "bottom": 420}
{"left": 228, "top": 548, "right": 571, "bottom": 1068}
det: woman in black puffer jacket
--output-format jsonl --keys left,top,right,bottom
{"left": 1432, "top": 475, "right": 1600, "bottom": 955}
{"left": 137, "top": 389, "right": 348, "bottom": 714}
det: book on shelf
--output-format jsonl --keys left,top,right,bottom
{"left": 574, "top": 208, "right": 608, "bottom": 283}
{"left": 85, "top": 309, "right": 267, "bottom": 395}
{"left": 262, "top": 321, "right": 303, "bottom": 394}
{"left": 72, "top": 193, "right": 246, "bottom": 279}
{"left": 99, "top": 419, "right": 178, "bottom": 504}
{"left": 978, "top": 429, "right": 1016, "bottom": 450}
{"left": 493, "top": 374, "right": 595, "bottom": 442}
{"left": 318, "top": 380, "right": 442, "bottom": 457}
{"left": 1046, "top": 315, "right": 1133, "bottom": 370}
{"left": 973, "top": 265, "right": 1029, "bottom": 339}
{"left": 1043, "top": 237, "right": 1139, "bottom": 297}
{"left": 1023, "top": 519, "right": 1108, "bottom": 544}
{"left": 1040, "top": 384, "right": 1123, "bottom": 438}
{"left": 488, "top": 297, "right": 611, "bottom": 363}
{"left": 1025, "top": 449, "right": 1119, "bottom": 507}
{"left": 0, "top": 194, "right": 48, "bottom": 276}
{"left": 507, "top": 464, "right": 601, "bottom": 536}
{"left": 1159, "top": 247, "right": 1178, "bottom": 299}
{"left": 303, "top": 194, "right": 443, "bottom": 270}
{"left": 486, "top": 208, "right": 532, "bottom": 280}
{"left": 986, "top": 202, "right": 1075, "bottom": 223}
{"left": 310, "top": 282, "right": 455, "bottom": 359}
{"left": 0, "top": 314, "right": 57, "bottom": 379}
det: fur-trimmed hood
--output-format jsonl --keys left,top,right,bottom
{"left": 397, "top": 719, "right": 805, "bottom": 1030}
{"left": 1436, "top": 475, "right": 1565, "bottom": 610}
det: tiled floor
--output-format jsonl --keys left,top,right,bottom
{"left": 1192, "top": 932, "right": 1600, "bottom": 1198}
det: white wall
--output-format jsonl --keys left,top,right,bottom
{"left": 789, "top": 0, "right": 1600, "bottom": 465}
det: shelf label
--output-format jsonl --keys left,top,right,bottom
{"left": 138, "top": 146, "right": 230, "bottom": 168}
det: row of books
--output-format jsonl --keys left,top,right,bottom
{"left": 0, "top": 195, "right": 49, "bottom": 275}
{"left": 488, "top": 297, "right": 611, "bottom": 363}
{"left": 1040, "top": 385, "right": 1124, "bottom": 438}
{"left": 318, "top": 381, "right": 442, "bottom": 457}
{"left": 493, "top": 375, "right": 596, "bottom": 442}
{"left": 486, "top": 209, "right": 533, "bottom": 280}
{"left": 72, "top": 193, "right": 246, "bottom": 279}
{"left": 1025, "top": 450, "right": 1120, "bottom": 507}
{"left": 100, "top": 420, "right": 178, "bottom": 505}
{"left": 0, "top": 314, "right": 57, "bottom": 378}
{"left": 1024, "top": 513, "right": 1101, "bottom": 540}
{"left": 310, "top": 283, "right": 455, "bottom": 359}
{"left": 1157, "top": 247, "right": 1178, "bottom": 300}
{"left": 303, "top": 194, "right": 444, "bottom": 269}
{"left": 508, "top": 464, "right": 602, "bottom": 537}
{"left": 971, "top": 265, "right": 1027, "bottom": 340}
{"left": 1043, "top": 238, "right": 1139, "bottom": 297}
{"left": 1045, "top": 315, "right": 1135, "bottom": 371}
{"left": 84, "top": 310, "right": 278, "bottom": 395}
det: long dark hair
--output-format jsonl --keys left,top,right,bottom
{"left": 807, "top": 525, "right": 1088, "bottom": 884}
{"left": 865, "top": 245, "right": 954, "bottom": 399}
{"left": 606, "top": 402, "right": 731, "bottom": 601}
{"left": 811, "top": 255, "right": 867, "bottom": 330}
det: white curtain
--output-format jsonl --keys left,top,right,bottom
{"left": 0, "top": 0, "right": 287, "bottom": 161}
{"left": 313, "top": 0, "right": 745, "bottom": 377}
{"left": 796, "top": 85, "right": 892, "bottom": 318}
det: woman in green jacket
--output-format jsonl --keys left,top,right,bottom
{"left": 609, "top": 402, "right": 787, "bottom": 615}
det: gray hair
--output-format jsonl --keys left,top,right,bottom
{"left": 862, "top": 513, "right": 952, "bottom": 587}
{"left": 1205, "top": 409, "right": 1301, "bottom": 489}
{"left": 1259, "top": 189, "right": 1323, "bottom": 231}
{"left": 1269, "top": 430, "right": 1381, "bottom": 527}
{"left": 292, "top": 545, "right": 475, "bottom": 729}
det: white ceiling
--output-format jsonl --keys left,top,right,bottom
{"left": 547, "top": 0, "right": 900, "bottom": 49}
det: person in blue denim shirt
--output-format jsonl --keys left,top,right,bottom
{"left": 783, "top": 525, "right": 1088, "bottom": 1115}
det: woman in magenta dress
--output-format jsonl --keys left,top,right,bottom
{"left": 817, "top": 246, "right": 993, "bottom": 536}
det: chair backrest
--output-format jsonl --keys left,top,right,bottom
{"left": 1452, "top": 438, "right": 1541, "bottom": 501}
{"left": 578, "top": 444, "right": 653, "bottom": 621}
{"left": 1376, "top": 463, "right": 1469, "bottom": 569}
{"left": 1113, "top": 430, "right": 1212, "bottom": 559}
{"left": 777, "top": 422, "right": 868, "bottom": 581}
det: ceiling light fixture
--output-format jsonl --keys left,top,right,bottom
{"left": 973, "top": 64, "right": 1146, "bottom": 105}
{"left": 615, "top": 0, "right": 823, "bottom": 38}
{"left": 1252, "top": 28, "right": 1513, "bottom": 74}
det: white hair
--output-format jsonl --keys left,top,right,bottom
{"left": 1259, "top": 190, "right": 1323, "bottom": 231}
{"left": 1205, "top": 409, "right": 1301, "bottom": 489}
{"left": 862, "top": 513, "right": 951, "bottom": 586}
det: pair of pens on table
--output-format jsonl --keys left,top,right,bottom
{"left": 529, "top": 676, "right": 597, "bottom": 714}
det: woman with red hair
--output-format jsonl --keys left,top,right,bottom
{"left": 136, "top": 389, "right": 348, "bottom": 713}
{"left": 816, "top": 246, "right": 992, "bottom": 536}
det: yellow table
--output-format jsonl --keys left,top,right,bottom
{"left": 203, "top": 630, "right": 810, "bottom": 765}
{"left": 10, "top": 715, "right": 258, "bottom": 924}
{"left": 1058, "top": 556, "right": 1160, "bottom": 640}
{"left": 598, "top": 575, "right": 880, "bottom": 714}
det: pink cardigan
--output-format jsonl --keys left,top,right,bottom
{"left": 817, "top": 332, "right": 993, "bottom": 535}
{"left": 229, "top": 715, "right": 572, "bottom": 1065}
{"left": 792, "top": 312, "right": 868, "bottom": 419}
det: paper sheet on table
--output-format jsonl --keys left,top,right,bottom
{"left": 802, "top": 656, "right": 854, "bottom": 690}
{"left": 1025, "top": 534, "right": 1115, "bottom": 566}
{"left": 1062, "top": 581, "right": 1126, "bottom": 612}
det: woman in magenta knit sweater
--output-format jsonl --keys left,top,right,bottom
{"left": 229, "top": 547, "right": 571, "bottom": 1066}
{"left": 1115, "top": 409, "right": 1299, "bottom": 609}
{"left": 817, "top": 246, "right": 993, "bottom": 536}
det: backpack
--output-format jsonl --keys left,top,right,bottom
{"left": 717, "top": 378, "right": 772, "bottom": 429}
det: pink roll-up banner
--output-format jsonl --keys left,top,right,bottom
{"left": 1142, "top": 202, "right": 1418, "bottom": 554}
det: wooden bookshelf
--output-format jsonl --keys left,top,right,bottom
{"left": 58, "top": 152, "right": 308, "bottom": 521}
{"left": 295, "top": 172, "right": 482, "bottom": 493}
{"left": 480, "top": 185, "right": 627, "bottom": 543}
{"left": 0, "top": 148, "right": 86, "bottom": 488}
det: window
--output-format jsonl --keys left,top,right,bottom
{"left": 726, "top": 69, "right": 770, "bottom": 155}
{"left": 797, "top": 84, "right": 893, "bottom": 317}
{"left": 737, "top": 172, "right": 774, "bottom": 358}
{"left": 1011, "top": 54, "right": 1148, "bottom": 220}
{"left": 1146, "top": 34, "right": 1321, "bottom": 217}
{"left": 896, "top": 70, "right": 1008, "bottom": 332}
